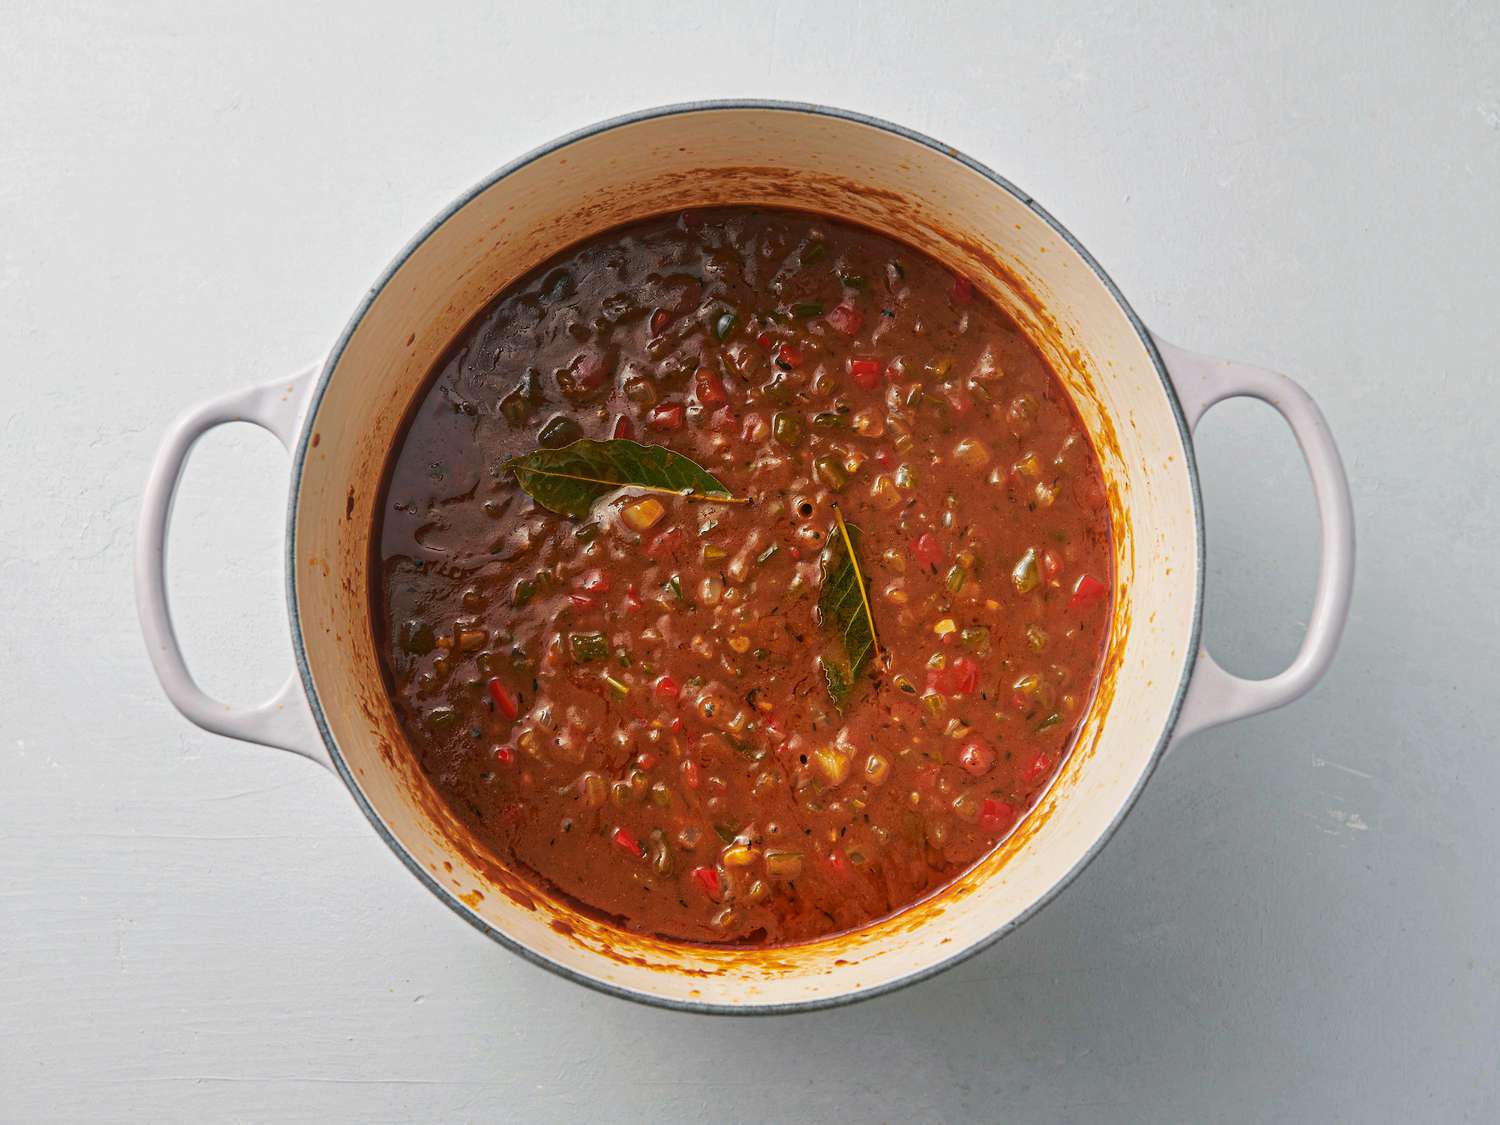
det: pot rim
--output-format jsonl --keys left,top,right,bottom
{"left": 284, "top": 98, "right": 1205, "bottom": 1016}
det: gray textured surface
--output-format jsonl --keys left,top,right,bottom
{"left": 3, "top": 2, "right": 1497, "bottom": 1121}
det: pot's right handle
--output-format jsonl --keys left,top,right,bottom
{"left": 135, "top": 368, "right": 331, "bottom": 769}
{"left": 1152, "top": 336, "right": 1355, "bottom": 747}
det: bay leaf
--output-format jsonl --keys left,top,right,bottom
{"left": 505, "top": 438, "right": 747, "bottom": 519}
{"left": 816, "top": 505, "right": 882, "bottom": 709}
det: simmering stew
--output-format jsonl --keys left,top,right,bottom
{"left": 375, "top": 208, "right": 1112, "bottom": 945}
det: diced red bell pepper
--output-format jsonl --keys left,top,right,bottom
{"left": 951, "top": 275, "right": 974, "bottom": 304}
{"left": 825, "top": 302, "right": 864, "bottom": 337}
{"left": 775, "top": 342, "right": 802, "bottom": 369}
{"left": 649, "top": 403, "right": 685, "bottom": 431}
{"left": 580, "top": 570, "right": 609, "bottom": 593}
{"left": 613, "top": 827, "right": 645, "bottom": 858}
{"left": 979, "top": 798, "right": 1016, "bottom": 834}
{"left": 1023, "top": 751, "right": 1053, "bottom": 785}
{"left": 691, "top": 865, "right": 721, "bottom": 897}
{"left": 912, "top": 532, "right": 943, "bottom": 570}
{"left": 1041, "top": 548, "right": 1062, "bottom": 583}
{"left": 849, "top": 356, "right": 882, "bottom": 390}
{"left": 568, "top": 593, "right": 595, "bottom": 610}
{"left": 494, "top": 745, "right": 515, "bottom": 766}
{"left": 613, "top": 415, "right": 635, "bottom": 440}
{"left": 875, "top": 449, "right": 892, "bottom": 467}
{"left": 655, "top": 674, "right": 681, "bottom": 700}
{"left": 931, "top": 656, "right": 980, "bottom": 697}
{"left": 1070, "top": 573, "right": 1108, "bottom": 609}
{"left": 681, "top": 758, "right": 700, "bottom": 789}
{"left": 488, "top": 679, "right": 520, "bottom": 721}
{"left": 636, "top": 751, "right": 658, "bottom": 771}
{"left": 826, "top": 848, "right": 851, "bottom": 875}
{"left": 623, "top": 584, "right": 642, "bottom": 613}
{"left": 669, "top": 716, "right": 684, "bottom": 735}
{"left": 650, "top": 308, "right": 672, "bottom": 336}
{"left": 694, "top": 367, "right": 728, "bottom": 407}
{"left": 756, "top": 331, "right": 774, "bottom": 350}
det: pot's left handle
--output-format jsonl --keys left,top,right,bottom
{"left": 135, "top": 367, "right": 331, "bottom": 769}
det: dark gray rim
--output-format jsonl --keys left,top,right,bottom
{"left": 285, "top": 99, "right": 1205, "bottom": 1016}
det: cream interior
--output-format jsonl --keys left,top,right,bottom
{"left": 290, "top": 105, "right": 1199, "bottom": 1009}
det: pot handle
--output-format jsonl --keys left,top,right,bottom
{"left": 134, "top": 367, "right": 331, "bottom": 769}
{"left": 1152, "top": 336, "right": 1355, "bottom": 747}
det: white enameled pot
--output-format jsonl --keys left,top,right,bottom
{"left": 136, "top": 102, "right": 1354, "bottom": 1013}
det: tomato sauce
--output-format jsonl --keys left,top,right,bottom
{"left": 374, "top": 208, "right": 1112, "bottom": 945}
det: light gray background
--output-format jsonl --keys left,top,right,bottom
{"left": 3, "top": 2, "right": 1496, "bottom": 1121}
